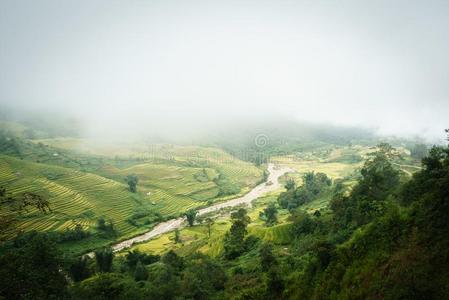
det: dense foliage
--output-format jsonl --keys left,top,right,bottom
{"left": 278, "top": 171, "right": 332, "bottom": 210}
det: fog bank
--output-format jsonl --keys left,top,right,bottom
{"left": 1, "top": 0, "right": 448, "bottom": 142}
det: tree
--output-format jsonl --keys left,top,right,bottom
{"left": 259, "top": 243, "right": 277, "bottom": 271}
{"left": 291, "top": 210, "right": 316, "bottom": 236}
{"left": 185, "top": 209, "right": 197, "bottom": 226}
{"left": 330, "top": 144, "right": 400, "bottom": 227}
{"left": 352, "top": 146, "right": 399, "bottom": 224}
{"left": 180, "top": 253, "right": 226, "bottom": 299}
{"left": 125, "top": 174, "right": 139, "bottom": 193}
{"left": 0, "top": 232, "right": 68, "bottom": 299}
{"left": 162, "top": 250, "right": 184, "bottom": 272}
{"left": 205, "top": 217, "right": 214, "bottom": 239}
{"left": 174, "top": 228, "right": 181, "bottom": 243}
{"left": 97, "top": 217, "right": 106, "bottom": 230}
{"left": 134, "top": 260, "right": 148, "bottom": 281}
{"left": 97, "top": 217, "right": 115, "bottom": 235}
{"left": 95, "top": 247, "right": 114, "bottom": 273}
{"left": 223, "top": 208, "right": 251, "bottom": 259}
{"left": 262, "top": 203, "right": 278, "bottom": 226}
{"left": 69, "top": 256, "right": 91, "bottom": 282}
{"left": 125, "top": 250, "right": 159, "bottom": 270}
{"left": 402, "top": 145, "right": 449, "bottom": 232}
{"left": 0, "top": 188, "right": 51, "bottom": 240}
{"left": 74, "top": 273, "right": 141, "bottom": 300}
{"left": 277, "top": 172, "right": 332, "bottom": 210}
{"left": 285, "top": 178, "right": 296, "bottom": 191}
{"left": 266, "top": 267, "right": 284, "bottom": 297}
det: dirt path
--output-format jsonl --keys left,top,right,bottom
{"left": 87, "top": 163, "right": 293, "bottom": 257}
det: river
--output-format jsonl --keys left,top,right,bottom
{"left": 87, "top": 163, "right": 292, "bottom": 256}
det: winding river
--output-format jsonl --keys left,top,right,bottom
{"left": 87, "top": 163, "right": 292, "bottom": 256}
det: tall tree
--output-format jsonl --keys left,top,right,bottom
{"left": 174, "top": 228, "right": 181, "bottom": 243}
{"left": 262, "top": 203, "right": 278, "bottom": 226}
{"left": 125, "top": 174, "right": 139, "bottom": 193}
{"left": 185, "top": 209, "right": 197, "bottom": 226}
{"left": 0, "top": 232, "right": 68, "bottom": 299}
{"left": 95, "top": 247, "right": 114, "bottom": 273}
{"left": 205, "top": 217, "right": 214, "bottom": 239}
{"left": 223, "top": 208, "right": 251, "bottom": 259}
{"left": 162, "top": 250, "right": 184, "bottom": 272}
{"left": 69, "top": 256, "right": 91, "bottom": 282}
{"left": 133, "top": 260, "right": 148, "bottom": 281}
{"left": 259, "top": 243, "right": 277, "bottom": 272}
{"left": 331, "top": 143, "right": 400, "bottom": 227}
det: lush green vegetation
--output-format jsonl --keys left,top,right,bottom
{"left": 2, "top": 119, "right": 445, "bottom": 299}
{"left": 1, "top": 141, "right": 442, "bottom": 299}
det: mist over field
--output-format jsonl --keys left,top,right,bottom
{"left": 3, "top": 2, "right": 449, "bottom": 299}
{"left": 1, "top": 0, "right": 448, "bottom": 141}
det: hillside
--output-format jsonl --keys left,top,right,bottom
{"left": 0, "top": 136, "right": 264, "bottom": 253}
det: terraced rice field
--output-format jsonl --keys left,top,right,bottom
{"left": 98, "top": 159, "right": 262, "bottom": 217}
{"left": 0, "top": 144, "right": 264, "bottom": 238}
{"left": 0, "top": 155, "right": 142, "bottom": 234}
{"left": 33, "top": 139, "right": 266, "bottom": 188}
{"left": 137, "top": 145, "right": 264, "bottom": 187}
{"left": 250, "top": 223, "right": 293, "bottom": 244}
{"left": 271, "top": 154, "right": 362, "bottom": 181}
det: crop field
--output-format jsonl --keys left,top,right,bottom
{"left": 33, "top": 139, "right": 264, "bottom": 192}
{"left": 0, "top": 155, "right": 141, "bottom": 235}
{"left": 0, "top": 141, "right": 263, "bottom": 245}
{"left": 122, "top": 144, "right": 265, "bottom": 188}
{"left": 34, "top": 139, "right": 262, "bottom": 180}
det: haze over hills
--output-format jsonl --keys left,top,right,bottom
{"left": 1, "top": 1, "right": 449, "bottom": 141}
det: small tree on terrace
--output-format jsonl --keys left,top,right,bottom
{"left": 223, "top": 208, "right": 251, "bottom": 259}
{"left": 174, "top": 228, "right": 181, "bottom": 243}
{"left": 0, "top": 188, "right": 51, "bottom": 240}
{"left": 185, "top": 209, "right": 197, "bottom": 226}
{"left": 134, "top": 260, "right": 148, "bottom": 281}
{"left": 284, "top": 179, "right": 296, "bottom": 191}
{"left": 262, "top": 203, "right": 278, "bottom": 226}
{"left": 259, "top": 243, "right": 277, "bottom": 271}
{"left": 125, "top": 174, "right": 139, "bottom": 193}
{"left": 205, "top": 217, "right": 214, "bottom": 238}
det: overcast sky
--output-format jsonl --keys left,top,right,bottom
{"left": 1, "top": 0, "right": 448, "bottom": 141}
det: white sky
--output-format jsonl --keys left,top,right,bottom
{"left": 1, "top": 0, "right": 448, "bottom": 141}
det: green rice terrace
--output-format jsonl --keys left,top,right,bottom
{"left": 0, "top": 131, "right": 266, "bottom": 253}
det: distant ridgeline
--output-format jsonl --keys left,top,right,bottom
{"left": 209, "top": 119, "right": 381, "bottom": 164}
